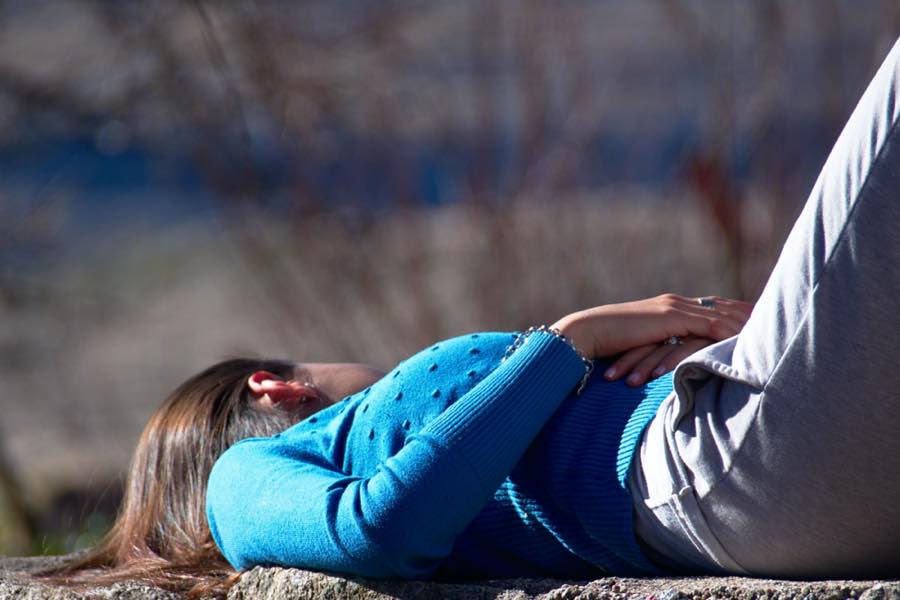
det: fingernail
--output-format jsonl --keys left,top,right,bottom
{"left": 652, "top": 366, "right": 666, "bottom": 378}
{"left": 604, "top": 367, "right": 617, "bottom": 379}
{"left": 627, "top": 373, "right": 641, "bottom": 385}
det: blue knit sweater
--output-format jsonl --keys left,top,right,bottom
{"left": 206, "top": 330, "right": 673, "bottom": 579}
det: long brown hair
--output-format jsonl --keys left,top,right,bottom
{"left": 34, "top": 358, "right": 301, "bottom": 598}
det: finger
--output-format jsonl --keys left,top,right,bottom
{"left": 626, "top": 343, "right": 681, "bottom": 387}
{"left": 680, "top": 296, "right": 754, "bottom": 322}
{"left": 645, "top": 337, "right": 712, "bottom": 379}
{"left": 663, "top": 310, "right": 735, "bottom": 342}
{"left": 676, "top": 300, "right": 749, "bottom": 323}
{"left": 604, "top": 344, "right": 657, "bottom": 380}
{"left": 706, "top": 317, "right": 742, "bottom": 340}
{"left": 709, "top": 315, "right": 746, "bottom": 338}
{"left": 716, "top": 302, "right": 753, "bottom": 326}
{"left": 672, "top": 306, "right": 747, "bottom": 341}
{"left": 709, "top": 299, "right": 754, "bottom": 323}
{"left": 721, "top": 299, "right": 755, "bottom": 319}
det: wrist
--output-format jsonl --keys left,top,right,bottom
{"left": 505, "top": 324, "right": 595, "bottom": 394}
{"left": 550, "top": 313, "right": 592, "bottom": 360}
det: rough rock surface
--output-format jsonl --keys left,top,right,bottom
{"left": 3, "top": 555, "right": 900, "bottom": 600}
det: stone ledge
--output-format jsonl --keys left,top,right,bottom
{"left": 3, "top": 556, "right": 900, "bottom": 600}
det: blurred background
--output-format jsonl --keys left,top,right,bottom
{"left": 0, "top": 0, "right": 898, "bottom": 557}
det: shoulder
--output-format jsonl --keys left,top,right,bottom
{"left": 366, "top": 331, "right": 519, "bottom": 408}
{"left": 401, "top": 331, "right": 517, "bottom": 367}
{"left": 387, "top": 332, "right": 517, "bottom": 388}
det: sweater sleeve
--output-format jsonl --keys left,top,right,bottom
{"left": 206, "top": 331, "right": 585, "bottom": 578}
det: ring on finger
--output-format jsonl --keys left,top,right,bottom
{"left": 663, "top": 335, "right": 684, "bottom": 346}
{"left": 698, "top": 297, "right": 717, "bottom": 309}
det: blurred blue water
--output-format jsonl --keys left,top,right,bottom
{"left": 1, "top": 112, "right": 835, "bottom": 217}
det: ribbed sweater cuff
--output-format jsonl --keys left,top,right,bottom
{"left": 420, "top": 331, "right": 586, "bottom": 492}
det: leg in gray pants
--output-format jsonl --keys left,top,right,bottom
{"left": 630, "top": 37, "right": 900, "bottom": 578}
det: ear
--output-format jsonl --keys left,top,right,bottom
{"left": 247, "top": 370, "right": 318, "bottom": 409}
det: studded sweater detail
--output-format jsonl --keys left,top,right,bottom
{"left": 206, "top": 330, "right": 673, "bottom": 579}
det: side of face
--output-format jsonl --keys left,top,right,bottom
{"left": 247, "top": 362, "right": 386, "bottom": 420}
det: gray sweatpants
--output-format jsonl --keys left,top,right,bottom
{"left": 629, "top": 37, "right": 900, "bottom": 579}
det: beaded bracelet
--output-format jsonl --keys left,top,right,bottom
{"left": 503, "top": 325, "right": 594, "bottom": 395}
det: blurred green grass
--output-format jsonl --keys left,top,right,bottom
{"left": 33, "top": 511, "right": 112, "bottom": 556}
